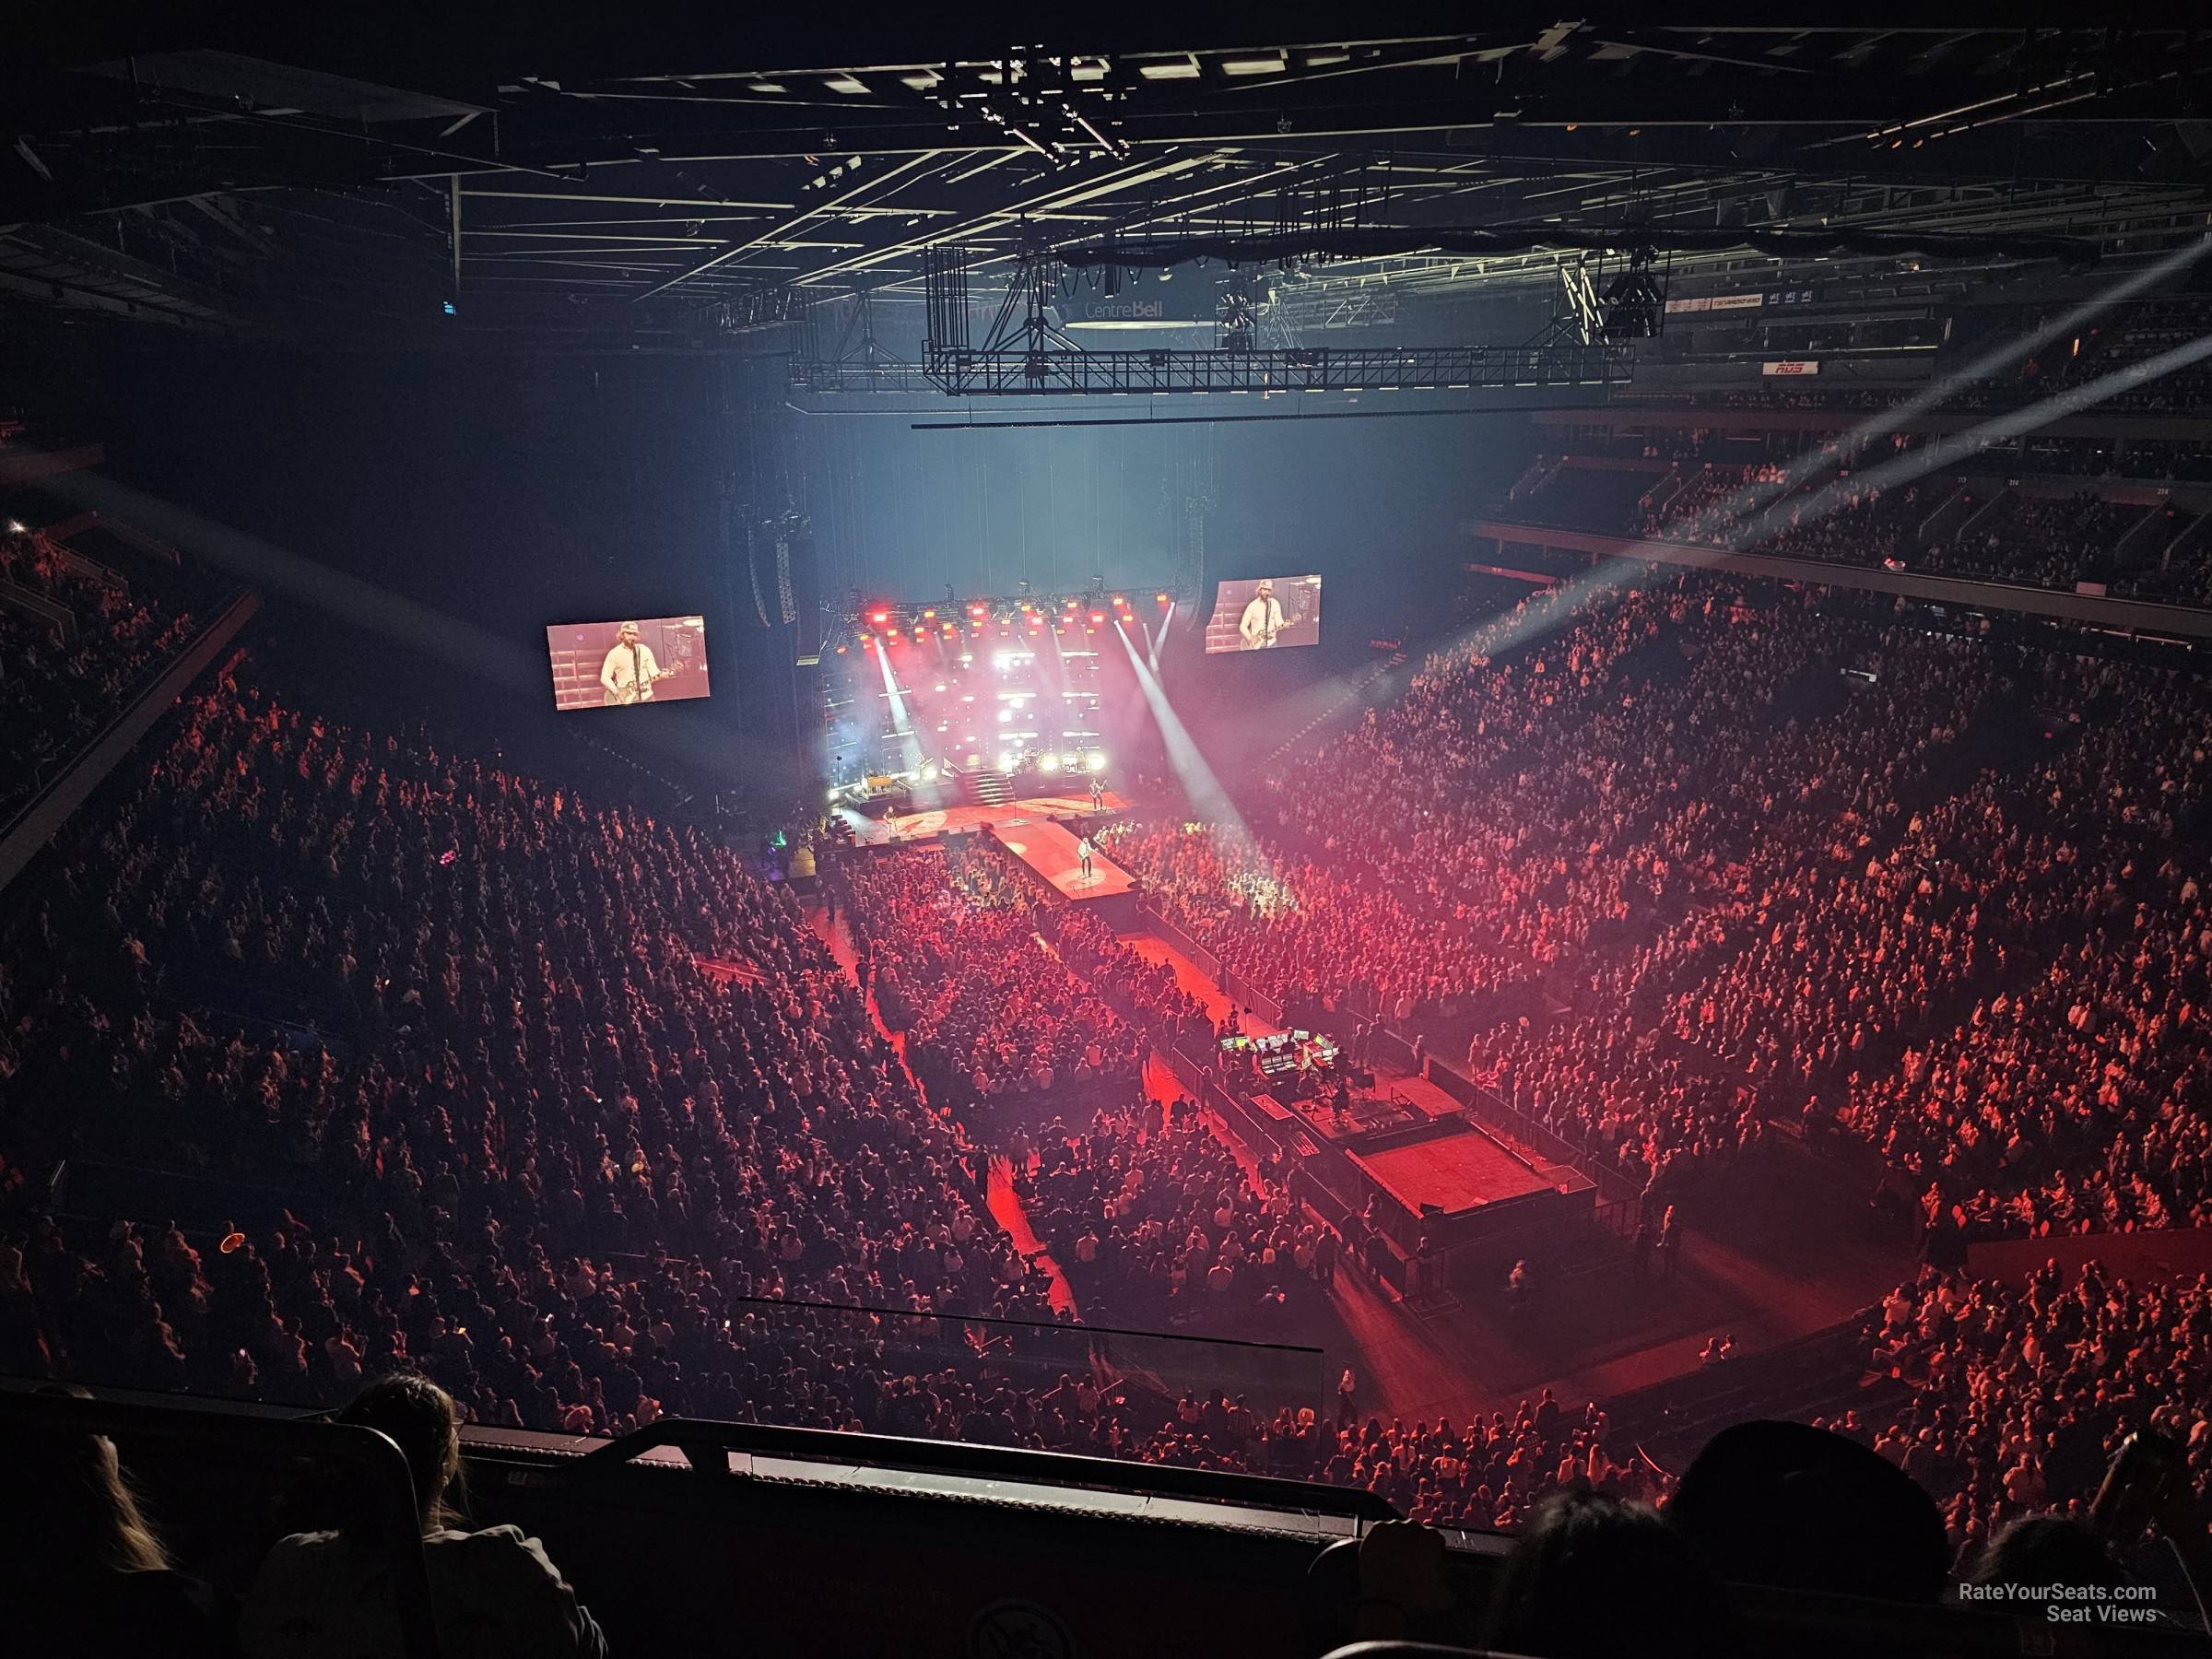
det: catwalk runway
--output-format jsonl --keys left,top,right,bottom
{"left": 994, "top": 817, "right": 1135, "bottom": 901}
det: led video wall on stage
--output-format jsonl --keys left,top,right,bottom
{"left": 546, "top": 616, "right": 711, "bottom": 711}
{"left": 1205, "top": 575, "right": 1323, "bottom": 653}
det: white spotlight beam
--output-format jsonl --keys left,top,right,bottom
{"left": 1112, "top": 618, "right": 1253, "bottom": 846}
{"left": 874, "top": 639, "right": 924, "bottom": 773}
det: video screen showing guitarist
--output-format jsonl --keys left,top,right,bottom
{"left": 1207, "top": 574, "right": 1324, "bottom": 653}
{"left": 547, "top": 616, "right": 710, "bottom": 711}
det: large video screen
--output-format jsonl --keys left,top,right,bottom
{"left": 546, "top": 616, "right": 710, "bottom": 711}
{"left": 1205, "top": 575, "right": 1323, "bottom": 653}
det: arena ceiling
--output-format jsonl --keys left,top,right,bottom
{"left": 6, "top": 18, "right": 2212, "bottom": 348}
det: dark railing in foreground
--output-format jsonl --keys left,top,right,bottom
{"left": 555, "top": 1417, "right": 1397, "bottom": 1523}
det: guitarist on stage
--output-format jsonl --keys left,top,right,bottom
{"left": 599, "top": 620, "right": 679, "bottom": 705}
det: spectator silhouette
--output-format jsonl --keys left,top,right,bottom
{"left": 242, "top": 1373, "right": 606, "bottom": 1659}
{"left": 1670, "top": 1419, "right": 1949, "bottom": 1606}
{"left": 1481, "top": 1489, "right": 1741, "bottom": 1659}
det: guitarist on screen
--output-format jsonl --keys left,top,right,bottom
{"left": 1238, "top": 580, "right": 1286, "bottom": 650}
{"left": 599, "top": 620, "right": 682, "bottom": 705}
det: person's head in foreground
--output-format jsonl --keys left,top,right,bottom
{"left": 1483, "top": 1488, "right": 1741, "bottom": 1659}
{"left": 1669, "top": 1419, "right": 1950, "bottom": 1605}
{"left": 1968, "top": 1515, "right": 2133, "bottom": 1620}
{"left": 340, "top": 1370, "right": 467, "bottom": 1533}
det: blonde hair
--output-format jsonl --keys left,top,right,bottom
{"left": 0, "top": 1386, "right": 172, "bottom": 1576}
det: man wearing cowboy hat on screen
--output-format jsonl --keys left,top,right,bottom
{"left": 1238, "top": 580, "right": 1285, "bottom": 650}
{"left": 599, "top": 620, "right": 665, "bottom": 705}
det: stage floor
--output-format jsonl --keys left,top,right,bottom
{"left": 1353, "top": 1130, "right": 1555, "bottom": 1214}
{"left": 998, "top": 817, "right": 1135, "bottom": 901}
{"left": 839, "top": 791, "right": 1125, "bottom": 847}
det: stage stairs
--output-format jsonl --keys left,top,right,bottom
{"left": 962, "top": 769, "right": 1015, "bottom": 806}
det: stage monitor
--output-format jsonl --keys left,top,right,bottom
{"left": 1206, "top": 575, "right": 1323, "bottom": 653}
{"left": 546, "top": 616, "right": 710, "bottom": 711}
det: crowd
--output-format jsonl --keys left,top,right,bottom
{"left": 0, "top": 524, "right": 207, "bottom": 821}
{"left": 0, "top": 674, "right": 1603, "bottom": 1522}
{"left": 1918, "top": 489, "right": 2146, "bottom": 589}
{"left": 0, "top": 518, "right": 2208, "bottom": 1647}
{"left": 1110, "top": 564, "right": 2212, "bottom": 1244}
{"left": 1842, "top": 1262, "right": 2212, "bottom": 1568}
{"left": 832, "top": 837, "right": 1147, "bottom": 1112}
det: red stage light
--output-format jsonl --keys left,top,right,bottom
{"left": 1089, "top": 611, "right": 1105, "bottom": 622}
{"left": 1112, "top": 594, "right": 1127, "bottom": 606}
{"left": 923, "top": 608, "right": 936, "bottom": 619}
{"left": 1156, "top": 592, "right": 1170, "bottom": 604}
{"left": 969, "top": 603, "right": 987, "bottom": 618}
{"left": 869, "top": 610, "right": 889, "bottom": 624}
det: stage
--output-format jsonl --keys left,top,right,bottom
{"left": 835, "top": 791, "right": 1126, "bottom": 847}
{"left": 1355, "top": 1130, "right": 1559, "bottom": 1216}
{"left": 992, "top": 817, "right": 1135, "bottom": 901}
{"left": 835, "top": 792, "right": 1139, "bottom": 909}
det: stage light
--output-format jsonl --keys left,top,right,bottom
{"left": 1041, "top": 754, "right": 1061, "bottom": 772}
{"left": 920, "top": 763, "right": 939, "bottom": 782}
{"left": 996, "top": 752, "right": 1015, "bottom": 771}
{"left": 4, "top": 520, "right": 22, "bottom": 535}
{"left": 969, "top": 603, "right": 987, "bottom": 618}
{"left": 1112, "top": 595, "right": 1126, "bottom": 607}
{"left": 923, "top": 608, "right": 936, "bottom": 619}
{"left": 1089, "top": 611, "right": 1104, "bottom": 622}
{"left": 827, "top": 787, "right": 841, "bottom": 803}
{"left": 870, "top": 610, "right": 889, "bottom": 624}
{"left": 1156, "top": 592, "right": 1170, "bottom": 604}
{"left": 1087, "top": 752, "right": 1108, "bottom": 771}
